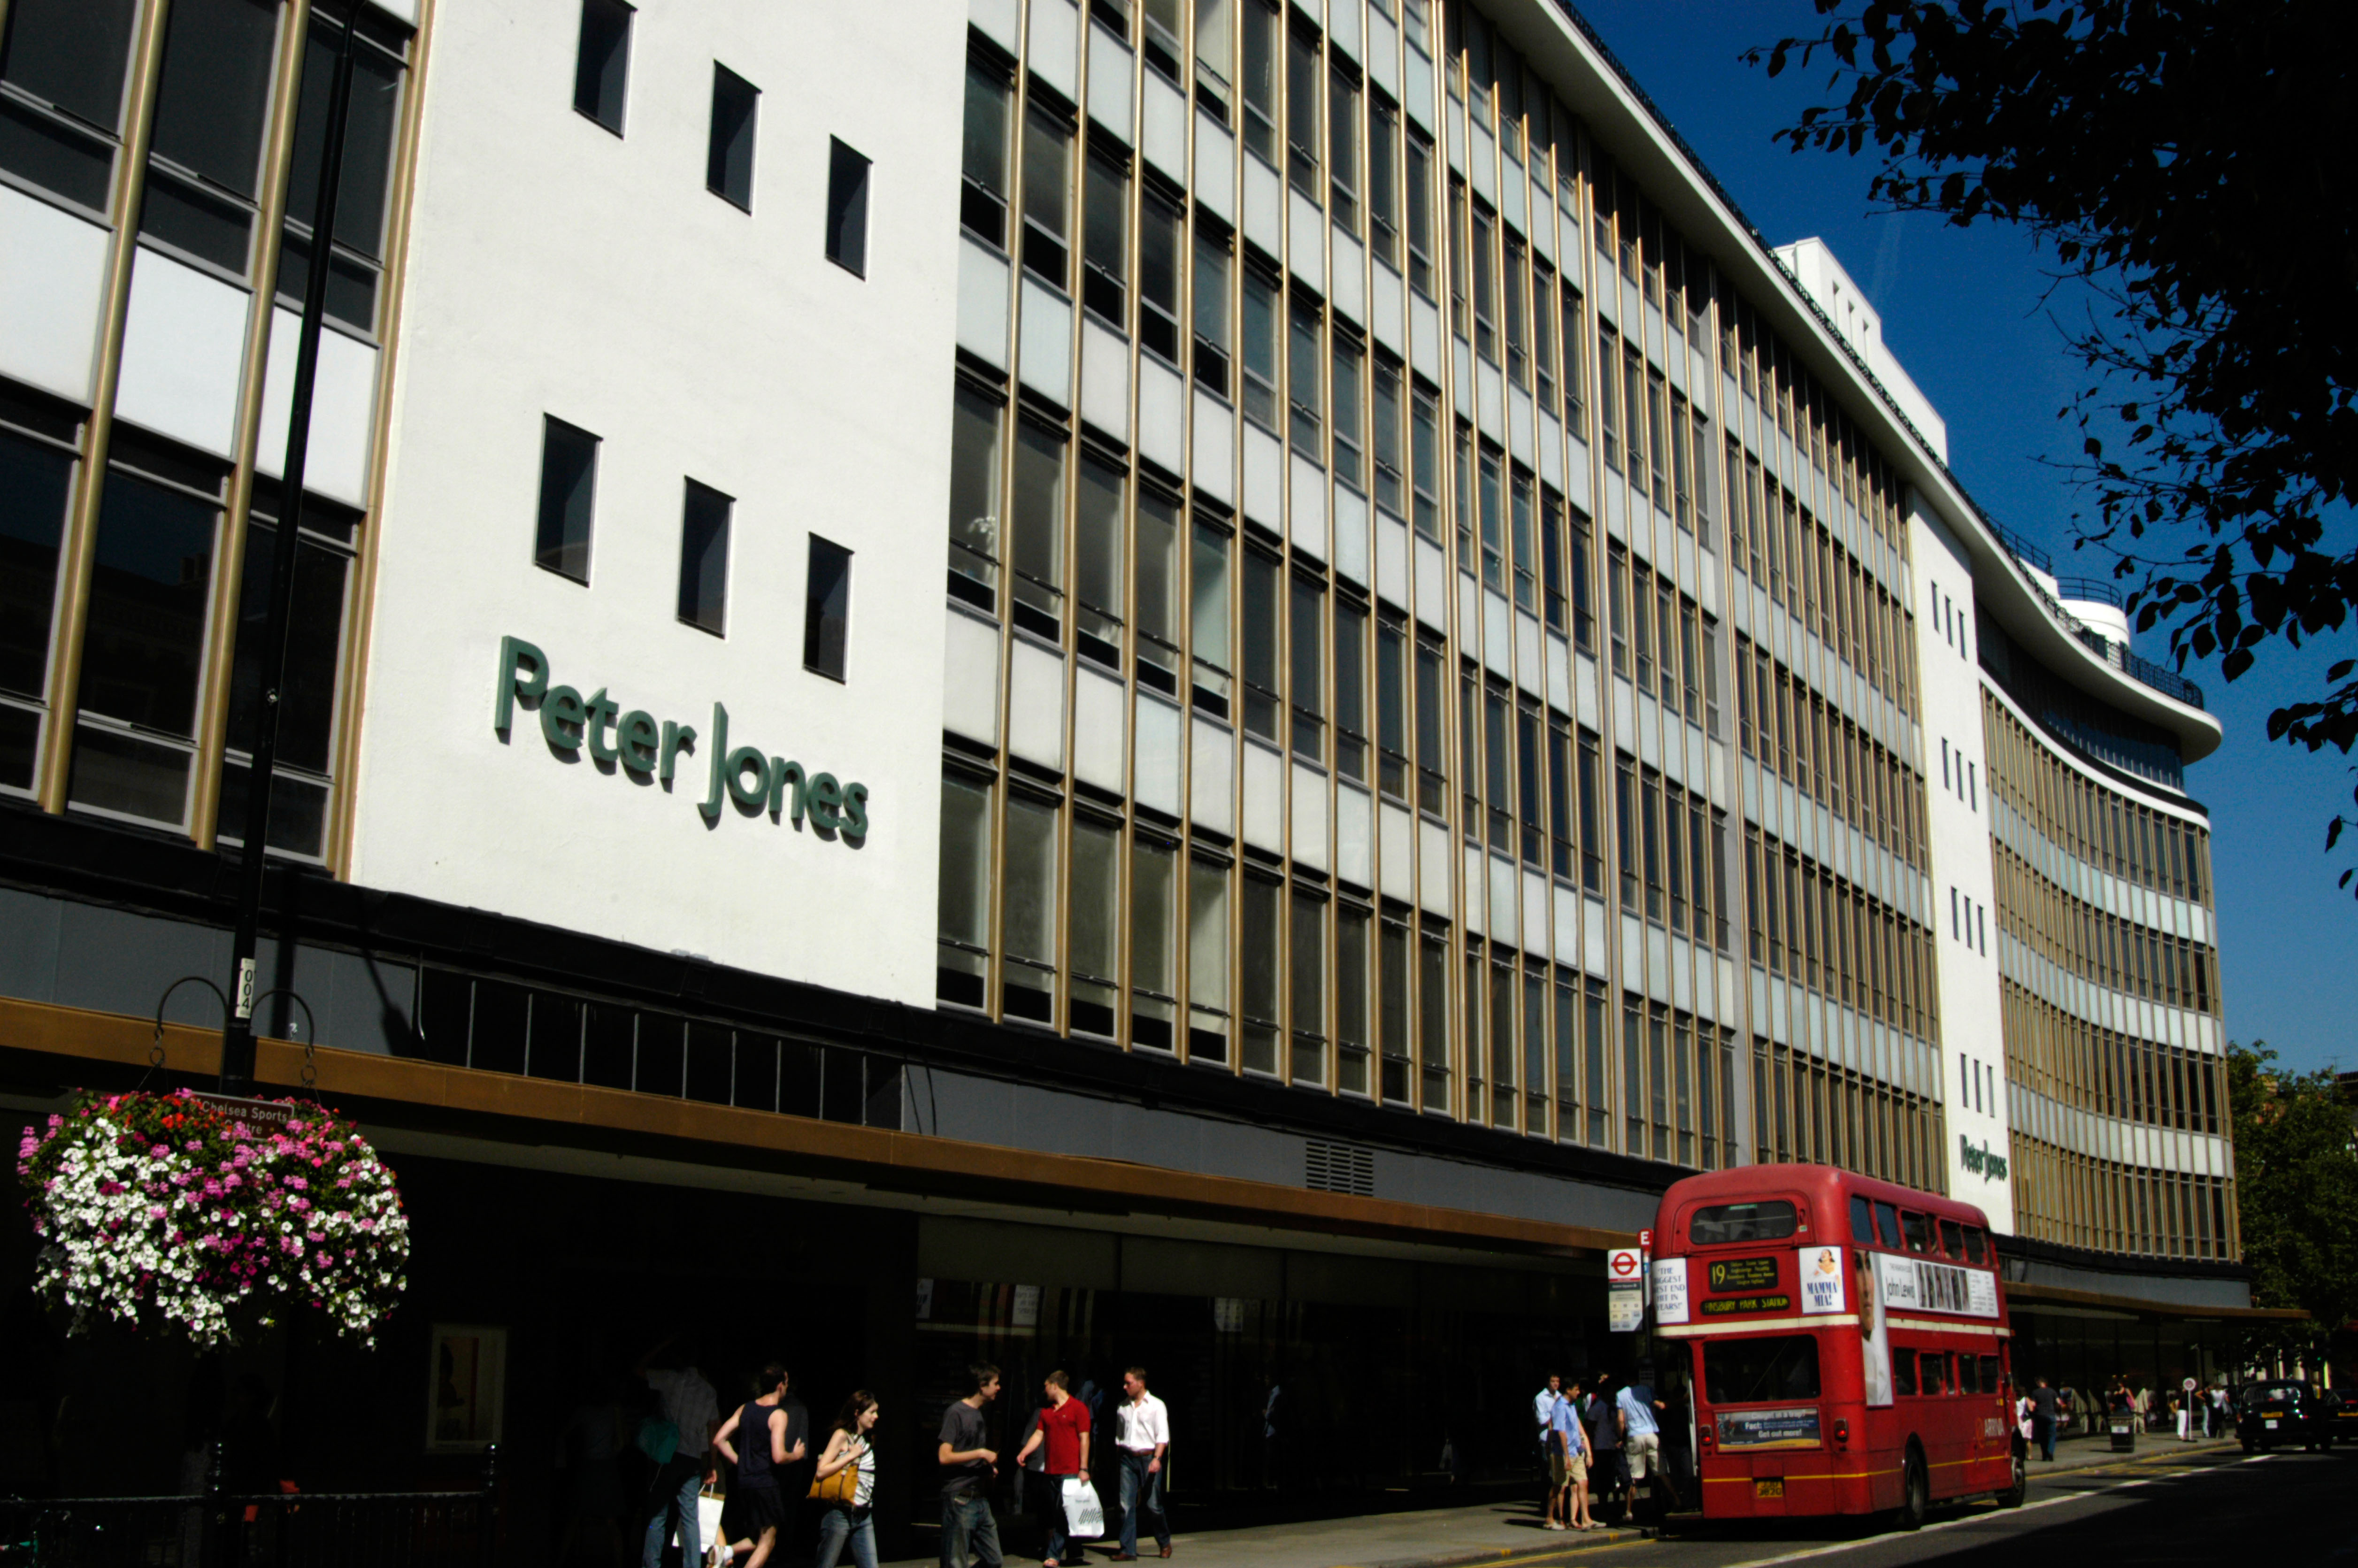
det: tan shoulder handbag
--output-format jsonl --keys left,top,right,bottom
{"left": 808, "top": 1435, "right": 863, "bottom": 1504}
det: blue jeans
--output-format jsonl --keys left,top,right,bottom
{"left": 941, "top": 1491, "right": 1000, "bottom": 1568}
{"left": 2033, "top": 1417, "right": 2055, "bottom": 1461}
{"left": 815, "top": 1508, "right": 877, "bottom": 1568}
{"left": 643, "top": 1463, "right": 702, "bottom": 1568}
{"left": 1118, "top": 1453, "right": 1167, "bottom": 1555}
{"left": 1043, "top": 1477, "right": 1075, "bottom": 1563}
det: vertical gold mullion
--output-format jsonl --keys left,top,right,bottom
{"left": 192, "top": 0, "right": 314, "bottom": 851}
{"left": 37, "top": 0, "right": 176, "bottom": 813}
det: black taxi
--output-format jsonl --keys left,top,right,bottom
{"left": 2236, "top": 1381, "right": 2331, "bottom": 1452}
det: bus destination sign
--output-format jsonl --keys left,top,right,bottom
{"left": 1700, "top": 1292, "right": 1791, "bottom": 1316}
{"left": 1705, "top": 1256, "right": 1780, "bottom": 1293}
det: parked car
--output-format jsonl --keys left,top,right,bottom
{"left": 2237, "top": 1381, "right": 2328, "bottom": 1452}
{"left": 2324, "top": 1388, "right": 2358, "bottom": 1449}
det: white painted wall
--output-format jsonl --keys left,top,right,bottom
{"left": 1774, "top": 238, "right": 1948, "bottom": 464}
{"left": 349, "top": 0, "right": 968, "bottom": 1007}
{"left": 1909, "top": 498, "right": 2013, "bottom": 1229}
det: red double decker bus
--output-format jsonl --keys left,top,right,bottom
{"left": 1650, "top": 1165, "right": 2024, "bottom": 1529}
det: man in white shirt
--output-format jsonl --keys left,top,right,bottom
{"left": 1616, "top": 1381, "right": 1681, "bottom": 1512}
{"left": 1110, "top": 1366, "right": 1172, "bottom": 1560}
{"left": 638, "top": 1335, "right": 721, "bottom": 1568}
{"left": 1533, "top": 1375, "right": 1562, "bottom": 1511}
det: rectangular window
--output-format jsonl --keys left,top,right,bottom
{"left": 1517, "top": 699, "right": 1543, "bottom": 866}
{"left": 574, "top": 0, "right": 633, "bottom": 133}
{"left": 275, "top": 15, "right": 407, "bottom": 334}
{"left": 1193, "top": 220, "right": 1231, "bottom": 396}
{"left": 803, "top": 534, "right": 851, "bottom": 680}
{"left": 1328, "top": 67, "right": 1358, "bottom": 232}
{"left": 1074, "top": 452, "right": 1127, "bottom": 667}
{"left": 1082, "top": 147, "right": 1127, "bottom": 323}
{"left": 1139, "top": 184, "right": 1181, "bottom": 360}
{"left": 1502, "top": 231, "right": 1528, "bottom": 385}
{"left": 1404, "top": 130, "right": 1436, "bottom": 296}
{"left": 1547, "top": 717, "right": 1573, "bottom": 879}
{"left": 1191, "top": 519, "right": 1232, "bottom": 714}
{"left": 707, "top": 65, "right": 759, "bottom": 211}
{"left": 1241, "top": 871, "right": 1283, "bottom": 1074}
{"left": 1069, "top": 816, "right": 1121, "bottom": 1036}
{"left": 1002, "top": 793, "right": 1060, "bottom": 1021}
{"left": 824, "top": 135, "right": 870, "bottom": 273}
{"left": 1136, "top": 488, "right": 1183, "bottom": 693}
{"left": 1510, "top": 468, "right": 1536, "bottom": 613}
{"left": 1331, "top": 333, "right": 1363, "bottom": 487}
{"left": 1409, "top": 381, "right": 1442, "bottom": 540}
{"left": 946, "top": 383, "right": 1002, "bottom": 611}
{"left": 961, "top": 57, "right": 1013, "bottom": 246}
{"left": 1413, "top": 633, "right": 1446, "bottom": 815}
{"left": 1285, "top": 25, "right": 1320, "bottom": 197}
{"left": 1288, "top": 292, "right": 1323, "bottom": 453}
{"left": 1240, "top": 0, "right": 1278, "bottom": 163}
{"left": 1375, "top": 614, "right": 1408, "bottom": 801}
{"left": 1367, "top": 94, "right": 1398, "bottom": 266}
{"left": 1418, "top": 928, "right": 1451, "bottom": 1113}
{"left": 1477, "top": 442, "right": 1504, "bottom": 592}
{"left": 936, "top": 769, "right": 994, "bottom": 1006}
{"left": 676, "top": 480, "right": 732, "bottom": 636}
{"left": 1195, "top": 0, "right": 1232, "bottom": 118}
{"left": 1578, "top": 729, "right": 1602, "bottom": 894}
{"left": 1009, "top": 417, "right": 1066, "bottom": 638}
{"left": 1333, "top": 598, "right": 1367, "bottom": 784}
{"left": 1336, "top": 904, "right": 1371, "bottom": 1093}
{"left": 1532, "top": 260, "right": 1557, "bottom": 409}
{"left": 1561, "top": 284, "right": 1587, "bottom": 434}
{"left": 141, "top": 0, "right": 277, "bottom": 276}
{"left": 0, "top": 0, "right": 139, "bottom": 212}
{"left": 1371, "top": 355, "right": 1405, "bottom": 515}
{"left": 1597, "top": 321, "right": 1621, "bottom": 471}
{"left": 1241, "top": 265, "right": 1281, "bottom": 430}
{"left": 1469, "top": 200, "right": 1497, "bottom": 361}
{"left": 1132, "top": 834, "right": 1178, "bottom": 1048}
{"left": 1379, "top": 916, "right": 1412, "bottom": 1102}
{"left": 0, "top": 412, "right": 77, "bottom": 791}
{"left": 534, "top": 416, "right": 599, "bottom": 583}
{"left": 1290, "top": 888, "right": 1327, "bottom": 1084}
{"left": 1241, "top": 548, "right": 1283, "bottom": 742}
{"left": 1539, "top": 487, "right": 1567, "bottom": 634}
{"left": 1188, "top": 855, "right": 1230, "bottom": 1060}
{"left": 1569, "top": 506, "right": 1594, "bottom": 655}
{"left": 1022, "top": 105, "right": 1073, "bottom": 288}
{"left": 1289, "top": 571, "right": 1324, "bottom": 763}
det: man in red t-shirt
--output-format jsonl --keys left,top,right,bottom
{"left": 1015, "top": 1370, "right": 1093, "bottom": 1567}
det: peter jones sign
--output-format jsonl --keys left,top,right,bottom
{"left": 494, "top": 636, "right": 869, "bottom": 838}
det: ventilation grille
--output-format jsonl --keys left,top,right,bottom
{"left": 1305, "top": 1139, "right": 1376, "bottom": 1197}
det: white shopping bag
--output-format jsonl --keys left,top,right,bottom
{"left": 1060, "top": 1476, "right": 1106, "bottom": 1540}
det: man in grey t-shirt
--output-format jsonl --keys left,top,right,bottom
{"left": 938, "top": 1364, "right": 1003, "bottom": 1568}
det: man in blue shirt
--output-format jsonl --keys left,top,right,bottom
{"left": 1546, "top": 1380, "right": 1596, "bottom": 1530}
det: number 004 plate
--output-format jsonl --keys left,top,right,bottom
{"left": 1754, "top": 1478, "right": 1785, "bottom": 1499}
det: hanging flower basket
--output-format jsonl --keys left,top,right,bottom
{"left": 15, "top": 1088, "right": 410, "bottom": 1348}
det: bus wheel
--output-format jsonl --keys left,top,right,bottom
{"left": 1997, "top": 1447, "right": 2027, "bottom": 1508}
{"left": 1897, "top": 1449, "right": 1929, "bottom": 1532}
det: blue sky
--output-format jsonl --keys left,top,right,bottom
{"left": 1564, "top": 0, "right": 2357, "bottom": 1075}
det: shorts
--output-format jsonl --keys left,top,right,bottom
{"left": 737, "top": 1481, "right": 788, "bottom": 1536}
{"left": 1623, "top": 1432, "right": 1659, "bottom": 1480}
{"left": 1566, "top": 1453, "right": 1588, "bottom": 1486}
{"left": 1547, "top": 1452, "right": 1568, "bottom": 1487}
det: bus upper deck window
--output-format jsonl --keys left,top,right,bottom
{"left": 1689, "top": 1199, "right": 1798, "bottom": 1245}
{"left": 1901, "top": 1210, "right": 1931, "bottom": 1253}
{"left": 1938, "top": 1219, "right": 1965, "bottom": 1257}
{"left": 1849, "top": 1194, "right": 1874, "bottom": 1244}
{"left": 1962, "top": 1224, "right": 1988, "bottom": 1265}
{"left": 1874, "top": 1201, "right": 1902, "bottom": 1250}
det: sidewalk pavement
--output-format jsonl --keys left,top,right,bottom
{"left": 887, "top": 1436, "right": 2242, "bottom": 1568}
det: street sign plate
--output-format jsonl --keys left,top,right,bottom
{"left": 1607, "top": 1247, "right": 1644, "bottom": 1280}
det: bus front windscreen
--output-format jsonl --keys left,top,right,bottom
{"left": 1704, "top": 1334, "right": 1821, "bottom": 1405}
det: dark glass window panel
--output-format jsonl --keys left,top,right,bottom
{"left": 526, "top": 993, "right": 583, "bottom": 1081}
{"left": 804, "top": 535, "right": 851, "bottom": 680}
{"left": 139, "top": 168, "right": 251, "bottom": 272}
{"left": 863, "top": 1063, "right": 901, "bottom": 1129}
{"left": 636, "top": 1012, "right": 684, "bottom": 1096}
{"left": 0, "top": 428, "right": 71, "bottom": 699}
{"left": 0, "top": 94, "right": 113, "bottom": 209}
{"left": 1002, "top": 970, "right": 1054, "bottom": 1022}
{"left": 582, "top": 1003, "right": 635, "bottom": 1089}
{"left": 684, "top": 1021, "right": 733, "bottom": 1104}
{"left": 66, "top": 724, "right": 188, "bottom": 824}
{"left": 1, "top": 0, "right": 139, "bottom": 130}
{"left": 781, "top": 1040, "right": 823, "bottom": 1117}
{"left": 223, "top": 520, "right": 347, "bottom": 772}
{"left": 149, "top": 0, "right": 277, "bottom": 199}
{"left": 413, "top": 969, "right": 471, "bottom": 1064}
{"left": 0, "top": 704, "right": 35, "bottom": 792}
{"left": 284, "top": 22, "right": 402, "bottom": 260}
{"left": 77, "top": 469, "right": 215, "bottom": 736}
{"left": 535, "top": 417, "right": 598, "bottom": 582}
{"left": 826, "top": 135, "right": 869, "bottom": 274}
{"left": 677, "top": 480, "right": 731, "bottom": 634}
{"left": 707, "top": 63, "right": 759, "bottom": 211}
{"left": 822, "top": 1047, "right": 865, "bottom": 1124}
{"left": 469, "top": 978, "right": 529, "bottom": 1075}
{"left": 214, "top": 760, "right": 328, "bottom": 856}
{"left": 272, "top": 230, "right": 379, "bottom": 333}
{"left": 960, "top": 61, "right": 1009, "bottom": 247}
{"left": 574, "top": 0, "right": 632, "bottom": 134}
{"left": 733, "top": 1032, "right": 780, "bottom": 1112}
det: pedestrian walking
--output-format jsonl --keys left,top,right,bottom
{"left": 1108, "top": 1366, "right": 1171, "bottom": 1562}
{"left": 714, "top": 1363, "right": 800, "bottom": 1568}
{"left": 1545, "top": 1379, "right": 1595, "bottom": 1531}
{"left": 938, "top": 1364, "right": 1003, "bottom": 1568}
{"left": 811, "top": 1392, "right": 881, "bottom": 1568}
{"left": 638, "top": 1337, "right": 721, "bottom": 1568}
{"left": 1013, "top": 1371, "right": 1093, "bottom": 1568}
{"left": 1584, "top": 1373, "right": 1623, "bottom": 1517}
{"left": 1616, "top": 1379, "right": 1676, "bottom": 1513}
{"left": 1533, "top": 1374, "right": 1562, "bottom": 1489}
{"left": 2028, "top": 1374, "right": 2059, "bottom": 1462}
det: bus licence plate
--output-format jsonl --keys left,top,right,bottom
{"left": 1754, "top": 1478, "right": 1785, "bottom": 1499}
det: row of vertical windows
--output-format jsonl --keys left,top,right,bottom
{"left": 2005, "top": 1096, "right": 2233, "bottom": 1261}
{"left": 1992, "top": 838, "right": 2216, "bottom": 1015}
{"left": 532, "top": 417, "right": 853, "bottom": 681}
{"left": 1983, "top": 699, "right": 2211, "bottom": 905}
{"left": 1752, "top": 1034, "right": 1942, "bottom": 1192}
{"left": 1736, "top": 632, "right": 1926, "bottom": 872}
{"left": 2001, "top": 983, "right": 2221, "bottom": 1137}
{"left": 1613, "top": 755, "right": 1732, "bottom": 953}
{"left": 1741, "top": 824, "right": 1937, "bottom": 1044}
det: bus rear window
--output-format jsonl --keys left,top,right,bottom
{"left": 1690, "top": 1200, "right": 1798, "bottom": 1245}
{"left": 1703, "top": 1335, "right": 1821, "bottom": 1405}
{"left": 1902, "top": 1210, "right": 1931, "bottom": 1253}
{"left": 1938, "top": 1219, "right": 1965, "bottom": 1257}
{"left": 1962, "top": 1225, "right": 1988, "bottom": 1265}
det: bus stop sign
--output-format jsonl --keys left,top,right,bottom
{"left": 1608, "top": 1247, "right": 1644, "bottom": 1280}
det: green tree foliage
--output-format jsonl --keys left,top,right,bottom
{"left": 2223, "top": 1043, "right": 2358, "bottom": 1354}
{"left": 1746, "top": 1, "right": 2358, "bottom": 889}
